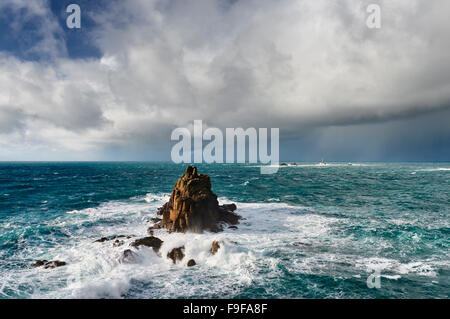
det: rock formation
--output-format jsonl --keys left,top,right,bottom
{"left": 150, "top": 217, "right": 162, "bottom": 223}
{"left": 211, "top": 241, "right": 220, "bottom": 255}
{"left": 130, "top": 236, "right": 163, "bottom": 252}
{"left": 157, "top": 166, "right": 241, "bottom": 233}
{"left": 32, "top": 260, "right": 66, "bottom": 269}
{"left": 187, "top": 259, "right": 196, "bottom": 267}
{"left": 167, "top": 246, "right": 185, "bottom": 264}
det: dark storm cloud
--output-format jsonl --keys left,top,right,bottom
{"left": 282, "top": 107, "right": 450, "bottom": 162}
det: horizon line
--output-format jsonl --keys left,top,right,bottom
{"left": 0, "top": 160, "right": 449, "bottom": 164}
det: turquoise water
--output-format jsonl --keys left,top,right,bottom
{"left": 0, "top": 162, "right": 449, "bottom": 298}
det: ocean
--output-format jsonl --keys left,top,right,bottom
{"left": 0, "top": 162, "right": 448, "bottom": 299}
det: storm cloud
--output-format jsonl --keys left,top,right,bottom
{"left": 0, "top": 0, "right": 449, "bottom": 161}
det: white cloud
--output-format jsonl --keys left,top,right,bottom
{"left": 1, "top": 0, "right": 449, "bottom": 160}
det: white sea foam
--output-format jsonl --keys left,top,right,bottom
{"left": 354, "top": 257, "right": 449, "bottom": 279}
{"left": 143, "top": 193, "right": 171, "bottom": 203}
{"left": 1, "top": 191, "right": 447, "bottom": 298}
{"left": 415, "top": 168, "right": 450, "bottom": 172}
{"left": 2, "top": 194, "right": 302, "bottom": 298}
{"left": 285, "top": 215, "right": 339, "bottom": 239}
{"left": 247, "top": 163, "right": 377, "bottom": 170}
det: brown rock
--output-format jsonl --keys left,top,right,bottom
{"left": 33, "top": 260, "right": 66, "bottom": 269}
{"left": 221, "top": 203, "right": 237, "bottom": 211}
{"left": 44, "top": 261, "right": 66, "bottom": 269}
{"left": 158, "top": 166, "right": 241, "bottom": 233}
{"left": 32, "top": 260, "right": 48, "bottom": 268}
{"left": 167, "top": 246, "right": 185, "bottom": 264}
{"left": 211, "top": 241, "right": 220, "bottom": 255}
{"left": 130, "top": 236, "right": 163, "bottom": 252}
{"left": 148, "top": 223, "right": 162, "bottom": 230}
{"left": 187, "top": 259, "right": 196, "bottom": 267}
{"left": 147, "top": 223, "right": 162, "bottom": 235}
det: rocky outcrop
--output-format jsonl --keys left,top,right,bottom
{"left": 32, "top": 260, "right": 66, "bottom": 269}
{"left": 147, "top": 223, "right": 162, "bottom": 234}
{"left": 167, "top": 246, "right": 185, "bottom": 264}
{"left": 91, "top": 166, "right": 243, "bottom": 268}
{"left": 158, "top": 166, "right": 241, "bottom": 233}
{"left": 130, "top": 236, "right": 163, "bottom": 252}
{"left": 187, "top": 259, "right": 196, "bottom": 267}
{"left": 211, "top": 241, "right": 221, "bottom": 255}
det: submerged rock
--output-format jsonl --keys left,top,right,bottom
{"left": 94, "top": 235, "right": 132, "bottom": 243}
{"left": 130, "top": 236, "right": 163, "bottom": 252}
{"left": 32, "top": 260, "right": 48, "bottom": 268}
{"left": 187, "top": 259, "right": 196, "bottom": 267}
{"left": 119, "top": 249, "right": 139, "bottom": 264}
{"left": 113, "top": 239, "right": 124, "bottom": 247}
{"left": 167, "top": 246, "right": 185, "bottom": 264}
{"left": 44, "top": 261, "right": 66, "bottom": 269}
{"left": 158, "top": 166, "right": 241, "bottom": 233}
{"left": 147, "top": 223, "right": 162, "bottom": 234}
{"left": 32, "top": 260, "right": 66, "bottom": 269}
{"left": 292, "top": 242, "right": 312, "bottom": 247}
{"left": 211, "top": 241, "right": 221, "bottom": 255}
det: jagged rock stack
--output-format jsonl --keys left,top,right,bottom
{"left": 34, "top": 166, "right": 236, "bottom": 271}
{"left": 155, "top": 166, "right": 241, "bottom": 233}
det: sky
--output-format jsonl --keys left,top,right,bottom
{"left": 0, "top": 0, "right": 449, "bottom": 162}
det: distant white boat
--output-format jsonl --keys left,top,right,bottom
{"left": 319, "top": 158, "right": 327, "bottom": 166}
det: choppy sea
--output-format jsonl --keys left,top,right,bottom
{"left": 0, "top": 162, "right": 449, "bottom": 298}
